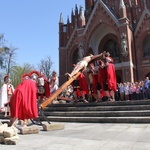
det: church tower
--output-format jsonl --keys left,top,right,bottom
{"left": 59, "top": 0, "right": 150, "bottom": 85}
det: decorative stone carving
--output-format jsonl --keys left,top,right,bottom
{"left": 78, "top": 42, "right": 84, "bottom": 61}
{"left": 121, "top": 33, "right": 128, "bottom": 57}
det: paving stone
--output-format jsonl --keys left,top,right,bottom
{"left": 42, "top": 123, "right": 65, "bottom": 131}
{"left": 19, "top": 126, "right": 39, "bottom": 134}
{"left": 0, "top": 135, "right": 4, "bottom": 143}
{"left": 3, "top": 126, "right": 18, "bottom": 138}
{"left": 0, "top": 123, "right": 8, "bottom": 135}
{"left": 4, "top": 135, "right": 19, "bottom": 145}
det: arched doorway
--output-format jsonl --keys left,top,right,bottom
{"left": 103, "top": 39, "right": 119, "bottom": 58}
{"left": 98, "top": 33, "right": 120, "bottom": 63}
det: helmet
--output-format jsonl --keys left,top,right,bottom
{"left": 29, "top": 70, "right": 40, "bottom": 81}
{"left": 21, "top": 73, "right": 30, "bottom": 81}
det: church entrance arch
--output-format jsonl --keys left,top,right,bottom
{"left": 98, "top": 33, "right": 120, "bottom": 63}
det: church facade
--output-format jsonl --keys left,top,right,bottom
{"left": 59, "top": 0, "right": 150, "bottom": 85}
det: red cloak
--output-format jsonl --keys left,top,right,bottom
{"left": 98, "top": 67, "right": 107, "bottom": 91}
{"left": 78, "top": 73, "right": 89, "bottom": 94}
{"left": 106, "top": 63, "right": 117, "bottom": 91}
{"left": 92, "top": 73, "right": 98, "bottom": 94}
{"left": 10, "top": 79, "right": 38, "bottom": 120}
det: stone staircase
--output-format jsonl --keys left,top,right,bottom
{"left": 40, "top": 99, "right": 150, "bottom": 123}
{"left": 1, "top": 99, "right": 150, "bottom": 123}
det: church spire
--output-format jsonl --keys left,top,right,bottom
{"left": 67, "top": 16, "right": 70, "bottom": 23}
{"left": 75, "top": 4, "right": 78, "bottom": 15}
{"left": 78, "top": 6, "right": 85, "bottom": 28}
{"left": 71, "top": 8, "right": 74, "bottom": 16}
{"left": 79, "top": 6, "right": 85, "bottom": 20}
{"left": 59, "top": 13, "right": 63, "bottom": 23}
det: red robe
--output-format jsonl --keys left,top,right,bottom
{"left": 78, "top": 73, "right": 89, "bottom": 95}
{"left": 10, "top": 79, "right": 38, "bottom": 120}
{"left": 98, "top": 67, "right": 107, "bottom": 91}
{"left": 41, "top": 75, "right": 51, "bottom": 98}
{"left": 44, "top": 80, "right": 51, "bottom": 98}
{"left": 106, "top": 63, "right": 117, "bottom": 91}
{"left": 92, "top": 73, "right": 98, "bottom": 94}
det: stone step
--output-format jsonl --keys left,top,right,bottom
{"left": 41, "top": 116, "right": 150, "bottom": 123}
{"left": 44, "top": 110, "right": 150, "bottom": 117}
{"left": 1, "top": 100, "right": 150, "bottom": 123}
{"left": 44, "top": 105, "right": 150, "bottom": 111}
{"left": 39, "top": 100, "right": 150, "bottom": 123}
{"left": 47, "top": 99, "right": 150, "bottom": 107}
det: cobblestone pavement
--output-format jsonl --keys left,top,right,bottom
{"left": 1, "top": 121, "right": 150, "bottom": 150}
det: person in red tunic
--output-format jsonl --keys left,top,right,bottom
{"left": 10, "top": 73, "right": 38, "bottom": 126}
{"left": 88, "top": 63, "right": 102, "bottom": 102}
{"left": 69, "top": 64, "right": 89, "bottom": 103}
{"left": 72, "top": 78, "right": 81, "bottom": 102}
{"left": 97, "top": 60, "right": 107, "bottom": 93}
{"left": 104, "top": 53, "right": 117, "bottom": 101}
{"left": 77, "top": 72, "right": 89, "bottom": 103}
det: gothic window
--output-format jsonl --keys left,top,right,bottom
{"left": 143, "top": 35, "right": 150, "bottom": 58}
{"left": 63, "top": 26, "right": 67, "bottom": 32}
{"left": 104, "top": 39, "right": 119, "bottom": 58}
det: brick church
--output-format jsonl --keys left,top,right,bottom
{"left": 59, "top": 0, "right": 150, "bottom": 85}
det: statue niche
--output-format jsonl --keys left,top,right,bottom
{"left": 77, "top": 42, "right": 84, "bottom": 61}
{"left": 121, "top": 33, "right": 128, "bottom": 57}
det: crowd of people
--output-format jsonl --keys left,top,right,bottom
{"left": 0, "top": 70, "right": 58, "bottom": 126}
{"left": 63, "top": 77, "right": 150, "bottom": 103}
{"left": 0, "top": 52, "right": 150, "bottom": 126}
{"left": 116, "top": 77, "right": 150, "bottom": 101}
{"left": 63, "top": 52, "right": 150, "bottom": 103}
{"left": 65, "top": 52, "right": 117, "bottom": 103}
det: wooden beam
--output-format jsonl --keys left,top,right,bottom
{"left": 57, "top": 96, "right": 73, "bottom": 101}
{"left": 40, "top": 53, "right": 104, "bottom": 109}
{"left": 40, "top": 72, "right": 81, "bottom": 109}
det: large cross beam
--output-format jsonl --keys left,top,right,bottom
{"left": 40, "top": 72, "right": 81, "bottom": 109}
{"left": 40, "top": 53, "right": 104, "bottom": 109}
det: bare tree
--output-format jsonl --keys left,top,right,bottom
{"left": 3, "top": 45, "right": 18, "bottom": 75}
{"left": 38, "top": 56, "right": 53, "bottom": 79}
{"left": 0, "top": 34, "right": 5, "bottom": 68}
{"left": 0, "top": 34, "right": 17, "bottom": 74}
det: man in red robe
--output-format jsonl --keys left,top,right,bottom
{"left": 97, "top": 60, "right": 107, "bottom": 92}
{"left": 88, "top": 63, "right": 102, "bottom": 102}
{"left": 78, "top": 72, "right": 89, "bottom": 103}
{"left": 10, "top": 74, "right": 38, "bottom": 126}
{"left": 104, "top": 54, "right": 117, "bottom": 101}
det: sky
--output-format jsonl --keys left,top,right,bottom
{"left": 0, "top": 0, "right": 84, "bottom": 74}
